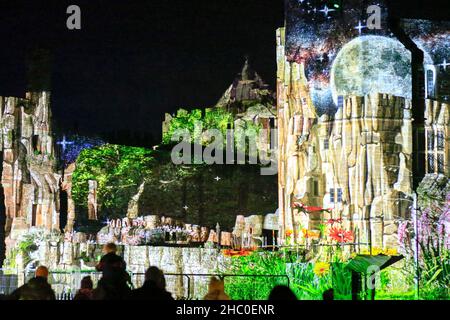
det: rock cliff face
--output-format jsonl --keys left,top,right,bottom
{"left": 0, "top": 92, "right": 60, "bottom": 251}
{"left": 278, "top": 2, "right": 450, "bottom": 250}
{"left": 276, "top": 28, "right": 416, "bottom": 249}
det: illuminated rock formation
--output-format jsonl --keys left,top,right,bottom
{"left": 277, "top": 1, "right": 450, "bottom": 250}
{"left": 87, "top": 179, "right": 98, "bottom": 220}
{"left": 0, "top": 92, "right": 60, "bottom": 248}
{"left": 276, "top": 27, "right": 415, "bottom": 249}
{"left": 61, "top": 163, "right": 76, "bottom": 232}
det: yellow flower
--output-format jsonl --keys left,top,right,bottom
{"left": 372, "top": 247, "right": 383, "bottom": 255}
{"left": 302, "top": 229, "right": 320, "bottom": 239}
{"left": 314, "top": 262, "right": 330, "bottom": 277}
{"left": 384, "top": 248, "right": 398, "bottom": 256}
{"left": 359, "top": 247, "right": 398, "bottom": 256}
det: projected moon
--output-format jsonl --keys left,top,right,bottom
{"left": 330, "top": 35, "right": 412, "bottom": 105}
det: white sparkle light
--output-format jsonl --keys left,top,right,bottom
{"left": 440, "top": 59, "right": 450, "bottom": 70}
{"left": 320, "top": 5, "right": 335, "bottom": 17}
{"left": 355, "top": 21, "right": 366, "bottom": 35}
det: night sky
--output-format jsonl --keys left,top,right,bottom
{"left": 0, "top": 0, "right": 448, "bottom": 146}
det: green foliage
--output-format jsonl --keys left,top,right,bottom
{"left": 419, "top": 238, "right": 450, "bottom": 293}
{"left": 224, "top": 251, "right": 291, "bottom": 300}
{"left": 377, "top": 263, "right": 449, "bottom": 300}
{"left": 222, "top": 250, "right": 449, "bottom": 300}
{"left": 4, "top": 249, "right": 18, "bottom": 270}
{"left": 4, "top": 228, "right": 60, "bottom": 269}
{"left": 223, "top": 250, "right": 351, "bottom": 300}
{"left": 72, "top": 142, "right": 277, "bottom": 229}
{"left": 330, "top": 262, "right": 352, "bottom": 299}
{"left": 400, "top": 180, "right": 450, "bottom": 299}
{"left": 72, "top": 144, "right": 155, "bottom": 220}
{"left": 18, "top": 238, "right": 37, "bottom": 254}
{"left": 162, "top": 107, "right": 262, "bottom": 154}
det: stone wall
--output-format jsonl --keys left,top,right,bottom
{"left": 17, "top": 240, "right": 228, "bottom": 299}
{"left": 123, "top": 246, "right": 229, "bottom": 298}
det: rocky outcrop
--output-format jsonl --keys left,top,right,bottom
{"left": 87, "top": 180, "right": 98, "bottom": 220}
{"left": 1, "top": 92, "right": 60, "bottom": 250}
{"left": 276, "top": 28, "right": 414, "bottom": 249}
{"left": 126, "top": 180, "right": 146, "bottom": 219}
{"left": 61, "top": 163, "right": 76, "bottom": 232}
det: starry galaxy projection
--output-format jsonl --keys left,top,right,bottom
{"left": 285, "top": 0, "right": 414, "bottom": 115}
{"left": 402, "top": 19, "right": 450, "bottom": 102}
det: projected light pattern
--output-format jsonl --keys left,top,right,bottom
{"left": 59, "top": 135, "right": 105, "bottom": 164}
{"left": 402, "top": 19, "right": 450, "bottom": 101}
{"left": 278, "top": 0, "right": 450, "bottom": 250}
{"left": 285, "top": 0, "right": 394, "bottom": 115}
{"left": 330, "top": 35, "right": 413, "bottom": 104}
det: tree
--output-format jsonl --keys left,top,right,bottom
{"left": 72, "top": 144, "right": 155, "bottom": 221}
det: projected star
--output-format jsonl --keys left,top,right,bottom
{"left": 57, "top": 135, "right": 74, "bottom": 154}
{"left": 214, "top": 176, "right": 221, "bottom": 181}
{"left": 183, "top": 205, "right": 189, "bottom": 210}
{"left": 319, "top": 5, "right": 335, "bottom": 17}
{"left": 355, "top": 21, "right": 366, "bottom": 35}
{"left": 440, "top": 59, "right": 450, "bottom": 71}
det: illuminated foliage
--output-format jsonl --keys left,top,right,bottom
{"left": 163, "top": 108, "right": 234, "bottom": 145}
{"left": 224, "top": 250, "right": 352, "bottom": 300}
{"left": 72, "top": 144, "right": 155, "bottom": 220}
{"left": 71, "top": 144, "right": 277, "bottom": 229}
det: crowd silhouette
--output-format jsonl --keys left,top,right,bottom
{"left": 1, "top": 243, "right": 334, "bottom": 301}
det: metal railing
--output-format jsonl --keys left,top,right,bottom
{"left": 0, "top": 269, "right": 19, "bottom": 296}
{"left": 11, "top": 270, "right": 289, "bottom": 300}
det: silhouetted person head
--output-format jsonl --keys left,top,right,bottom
{"left": 145, "top": 266, "right": 166, "bottom": 290}
{"left": 81, "top": 276, "right": 93, "bottom": 290}
{"left": 268, "top": 285, "right": 297, "bottom": 300}
{"left": 129, "top": 266, "right": 174, "bottom": 300}
{"left": 323, "top": 288, "right": 334, "bottom": 300}
{"left": 73, "top": 276, "right": 94, "bottom": 300}
{"left": 35, "top": 266, "right": 49, "bottom": 279}
{"left": 103, "top": 242, "right": 117, "bottom": 255}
